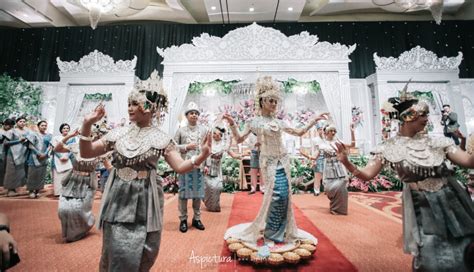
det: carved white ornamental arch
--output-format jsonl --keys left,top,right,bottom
{"left": 157, "top": 23, "right": 356, "bottom": 141}
{"left": 367, "top": 46, "right": 463, "bottom": 145}
{"left": 55, "top": 50, "right": 136, "bottom": 134}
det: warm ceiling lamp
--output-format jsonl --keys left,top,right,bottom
{"left": 373, "top": 0, "right": 444, "bottom": 24}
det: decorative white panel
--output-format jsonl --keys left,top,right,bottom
{"left": 374, "top": 46, "right": 462, "bottom": 72}
{"left": 157, "top": 22, "right": 356, "bottom": 62}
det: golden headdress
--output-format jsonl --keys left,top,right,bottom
{"left": 254, "top": 76, "right": 282, "bottom": 115}
{"left": 129, "top": 70, "right": 168, "bottom": 122}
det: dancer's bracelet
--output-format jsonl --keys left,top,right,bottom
{"left": 191, "top": 155, "right": 199, "bottom": 168}
{"left": 79, "top": 135, "right": 94, "bottom": 142}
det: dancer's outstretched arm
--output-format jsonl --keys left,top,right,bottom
{"left": 282, "top": 113, "right": 328, "bottom": 137}
{"left": 222, "top": 114, "right": 251, "bottom": 144}
{"left": 334, "top": 142, "right": 382, "bottom": 181}
{"left": 80, "top": 104, "right": 108, "bottom": 158}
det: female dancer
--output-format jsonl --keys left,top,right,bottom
{"left": 318, "top": 123, "right": 355, "bottom": 215}
{"left": 26, "top": 120, "right": 52, "bottom": 198}
{"left": 52, "top": 123, "right": 75, "bottom": 196}
{"left": 335, "top": 93, "right": 474, "bottom": 271}
{"left": 222, "top": 76, "right": 327, "bottom": 247}
{"left": 55, "top": 129, "right": 106, "bottom": 242}
{"left": 203, "top": 126, "right": 240, "bottom": 212}
{"left": 78, "top": 71, "right": 211, "bottom": 271}
{"left": 3, "top": 116, "right": 30, "bottom": 197}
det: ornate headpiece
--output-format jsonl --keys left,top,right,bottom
{"left": 324, "top": 123, "right": 337, "bottom": 133}
{"left": 185, "top": 102, "right": 200, "bottom": 115}
{"left": 254, "top": 76, "right": 282, "bottom": 115}
{"left": 382, "top": 79, "right": 429, "bottom": 123}
{"left": 129, "top": 70, "right": 168, "bottom": 116}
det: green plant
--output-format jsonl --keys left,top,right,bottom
{"left": 221, "top": 157, "right": 240, "bottom": 193}
{"left": 0, "top": 73, "right": 43, "bottom": 121}
{"left": 290, "top": 158, "right": 314, "bottom": 194}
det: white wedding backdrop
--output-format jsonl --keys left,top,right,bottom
{"left": 35, "top": 50, "right": 136, "bottom": 134}
{"left": 367, "top": 46, "right": 465, "bottom": 145}
{"left": 32, "top": 24, "right": 474, "bottom": 152}
{"left": 157, "top": 23, "right": 356, "bottom": 142}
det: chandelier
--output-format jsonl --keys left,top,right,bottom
{"left": 68, "top": 0, "right": 148, "bottom": 29}
{"left": 372, "top": 0, "right": 444, "bottom": 24}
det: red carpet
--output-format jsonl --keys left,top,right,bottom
{"left": 218, "top": 192, "right": 357, "bottom": 272}
{"left": 349, "top": 191, "right": 402, "bottom": 223}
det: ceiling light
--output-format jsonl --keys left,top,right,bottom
{"left": 288, "top": 7, "right": 293, "bottom": 11}
{"left": 249, "top": 7, "right": 255, "bottom": 12}
{"left": 211, "top": 6, "right": 216, "bottom": 10}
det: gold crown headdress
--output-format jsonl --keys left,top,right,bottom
{"left": 129, "top": 70, "right": 168, "bottom": 116}
{"left": 254, "top": 76, "right": 282, "bottom": 115}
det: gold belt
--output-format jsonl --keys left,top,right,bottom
{"left": 408, "top": 178, "right": 447, "bottom": 192}
{"left": 73, "top": 170, "right": 91, "bottom": 176}
{"left": 117, "top": 167, "right": 149, "bottom": 181}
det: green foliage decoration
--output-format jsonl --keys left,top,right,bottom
{"left": 0, "top": 74, "right": 43, "bottom": 121}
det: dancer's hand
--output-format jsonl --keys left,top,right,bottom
{"left": 200, "top": 132, "right": 212, "bottom": 158}
{"left": 222, "top": 113, "right": 235, "bottom": 126}
{"left": 333, "top": 141, "right": 350, "bottom": 164}
{"left": 316, "top": 112, "right": 330, "bottom": 121}
{"left": 204, "top": 166, "right": 209, "bottom": 176}
{"left": 68, "top": 129, "right": 80, "bottom": 138}
{"left": 0, "top": 230, "right": 17, "bottom": 268}
{"left": 84, "top": 103, "right": 106, "bottom": 125}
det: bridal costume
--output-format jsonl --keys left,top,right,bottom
{"left": 319, "top": 125, "right": 348, "bottom": 215}
{"left": 97, "top": 71, "right": 173, "bottom": 271}
{"left": 371, "top": 134, "right": 474, "bottom": 271}
{"left": 57, "top": 143, "right": 99, "bottom": 242}
{"left": 203, "top": 132, "right": 232, "bottom": 212}
{"left": 224, "top": 77, "right": 318, "bottom": 259}
{"left": 26, "top": 129, "right": 52, "bottom": 195}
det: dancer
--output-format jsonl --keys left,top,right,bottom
{"left": 0, "top": 119, "right": 15, "bottom": 187}
{"left": 52, "top": 123, "right": 75, "bottom": 197}
{"left": 3, "top": 116, "right": 30, "bottom": 197}
{"left": 174, "top": 102, "right": 208, "bottom": 233}
{"left": 26, "top": 120, "right": 52, "bottom": 198}
{"left": 299, "top": 121, "right": 326, "bottom": 196}
{"left": 318, "top": 123, "right": 355, "bottom": 215}
{"left": 334, "top": 91, "right": 474, "bottom": 271}
{"left": 203, "top": 126, "right": 241, "bottom": 212}
{"left": 78, "top": 71, "right": 211, "bottom": 271}
{"left": 55, "top": 129, "right": 106, "bottom": 242}
{"left": 222, "top": 76, "right": 327, "bottom": 250}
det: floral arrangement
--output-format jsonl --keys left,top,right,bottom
{"left": 292, "top": 109, "right": 315, "bottom": 127}
{"left": 198, "top": 111, "right": 211, "bottom": 126}
{"left": 351, "top": 106, "right": 363, "bottom": 127}
{"left": 218, "top": 99, "right": 255, "bottom": 130}
{"left": 347, "top": 155, "right": 401, "bottom": 192}
{"left": 157, "top": 159, "right": 179, "bottom": 194}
